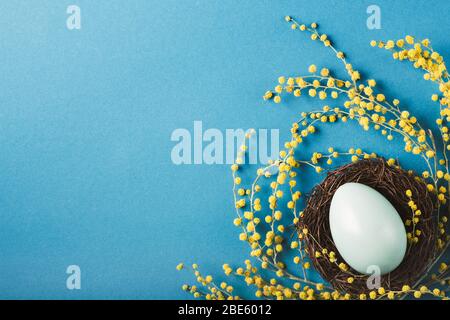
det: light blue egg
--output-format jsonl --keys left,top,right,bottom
{"left": 329, "top": 182, "right": 407, "bottom": 275}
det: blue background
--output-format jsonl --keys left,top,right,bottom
{"left": 0, "top": 0, "right": 448, "bottom": 299}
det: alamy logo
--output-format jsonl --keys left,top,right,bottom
{"left": 366, "top": 5, "right": 381, "bottom": 30}
{"left": 170, "top": 121, "right": 280, "bottom": 165}
{"left": 366, "top": 265, "right": 381, "bottom": 289}
{"left": 66, "top": 265, "right": 81, "bottom": 290}
{"left": 66, "top": 5, "right": 81, "bottom": 30}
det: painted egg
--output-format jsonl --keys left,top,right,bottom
{"left": 329, "top": 182, "right": 407, "bottom": 275}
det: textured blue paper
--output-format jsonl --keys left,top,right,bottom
{"left": 0, "top": 0, "right": 448, "bottom": 299}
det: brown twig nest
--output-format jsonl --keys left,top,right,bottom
{"left": 299, "top": 158, "right": 437, "bottom": 294}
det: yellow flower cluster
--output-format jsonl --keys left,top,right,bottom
{"left": 179, "top": 16, "right": 450, "bottom": 300}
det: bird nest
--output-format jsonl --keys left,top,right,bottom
{"left": 299, "top": 158, "right": 438, "bottom": 294}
